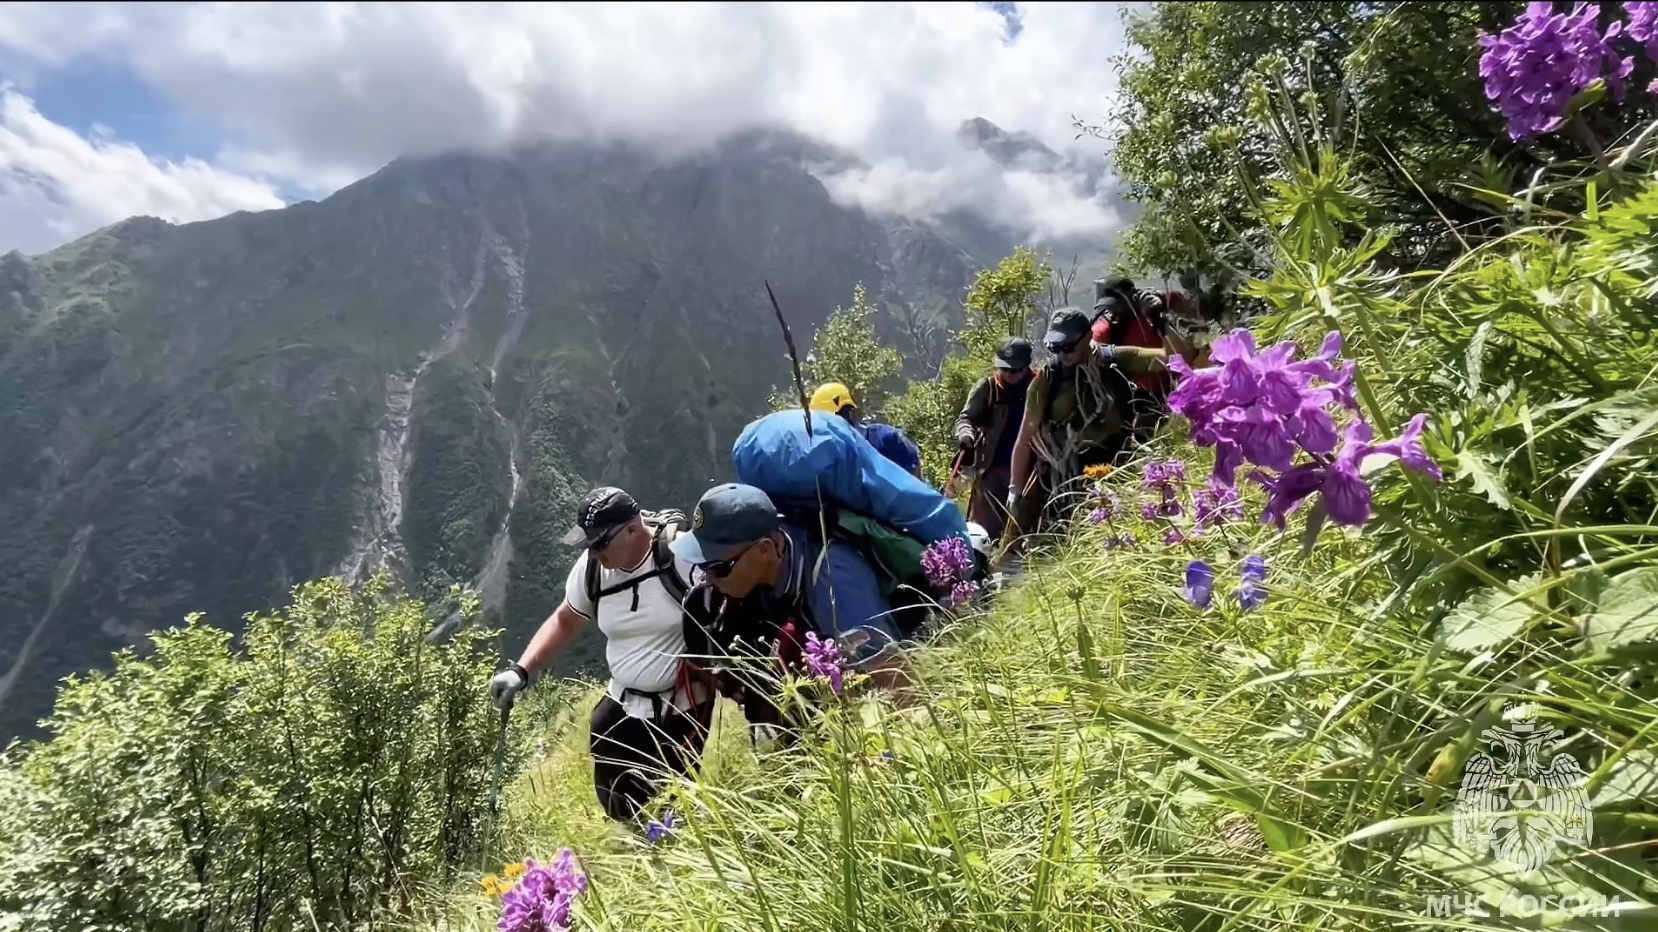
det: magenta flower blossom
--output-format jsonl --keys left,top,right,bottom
{"left": 499, "top": 850, "right": 587, "bottom": 932}
{"left": 921, "top": 536, "right": 975, "bottom": 589}
{"left": 1479, "top": 2, "right": 1634, "bottom": 141}
{"left": 945, "top": 579, "right": 982, "bottom": 609}
{"left": 1184, "top": 560, "right": 1215, "bottom": 609}
{"left": 803, "top": 631, "right": 845, "bottom": 694}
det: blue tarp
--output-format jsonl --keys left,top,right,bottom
{"left": 732, "top": 409, "right": 969, "bottom": 547}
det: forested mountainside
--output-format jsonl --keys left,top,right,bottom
{"left": 0, "top": 127, "right": 1032, "bottom": 739}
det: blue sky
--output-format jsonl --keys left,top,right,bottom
{"left": 0, "top": 1, "right": 1129, "bottom": 256}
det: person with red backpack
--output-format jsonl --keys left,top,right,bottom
{"left": 1090, "top": 278, "right": 1177, "bottom": 445}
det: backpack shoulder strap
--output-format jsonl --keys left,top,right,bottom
{"left": 583, "top": 551, "right": 602, "bottom": 608}
{"left": 652, "top": 522, "right": 690, "bottom": 606}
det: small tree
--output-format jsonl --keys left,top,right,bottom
{"left": 887, "top": 248, "right": 1052, "bottom": 483}
{"left": 769, "top": 283, "right": 904, "bottom": 418}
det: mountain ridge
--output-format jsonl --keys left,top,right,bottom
{"left": 0, "top": 124, "right": 1092, "bottom": 739}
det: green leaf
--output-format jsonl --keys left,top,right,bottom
{"left": 1298, "top": 496, "right": 1328, "bottom": 557}
{"left": 1076, "top": 615, "right": 1103, "bottom": 683}
{"left": 1590, "top": 749, "right": 1658, "bottom": 810}
{"left": 1438, "top": 584, "right": 1538, "bottom": 654}
{"left": 1465, "top": 320, "right": 1492, "bottom": 394}
{"left": 1564, "top": 566, "right": 1611, "bottom": 617}
{"left": 1255, "top": 813, "right": 1309, "bottom": 854}
{"left": 1454, "top": 447, "right": 1512, "bottom": 509}
{"left": 1584, "top": 566, "right": 1658, "bottom": 653}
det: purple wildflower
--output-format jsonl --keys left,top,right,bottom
{"left": 1170, "top": 327, "right": 1440, "bottom": 533}
{"left": 921, "top": 536, "right": 975, "bottom": 588}
{"left": 945, "top": 579, "right": 982, "bottom": 609}
{"left": 803, "top": 631, "right": 845, "bottom": 695}
{"left": 1139, "top": 500, "right": 1160, "bottom": 522}
{"left": 1193, "top": 484, "right": 1246, "bottom": 529}
{"left": 645, "top": 810, "right": 676, "bottom": 845}
{"left": 1184, "top": 560, "right": 1215, "bottom": 609}
{"left": 1088, "top": 507, "right": 1110, "bottom": 524}
{"left": 1630, "top": 2, "right": 1658, "bottom": 68}
{"left": 1163, "top": 527, "right": 1187, "bottom": 547}
{"left": 498, "top": 850, "right": 587, "bottom": 932}
{"left": 1368, "top": 413, "right": 1444, "bottom": 481}
{"left": 1092, "top": 488, "right": 1121, "bottom": 520}
{"left": 1479, "top": 2, "right": 1634, "bottom": 142}
{"left": 1104, "top": 533, "right": 1138, "bottom": 551}
{"left": 1234, "top": 554, "right": 1268, "bottom": 611}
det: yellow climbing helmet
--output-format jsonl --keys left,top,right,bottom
{"left": 810, "top": 382, "right": 856, "bottom": 414}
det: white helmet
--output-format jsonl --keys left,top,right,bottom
{"left": 965, "top": 522, "right": 993, "bottom": 557}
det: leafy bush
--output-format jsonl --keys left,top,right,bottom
{"left": 0, "top": 576, "right": 519, "bottom": 932}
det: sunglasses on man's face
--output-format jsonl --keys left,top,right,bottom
{"left": 700, "top": 542, "right": 759, "bottom": 579}
{"left": 1047, "top": 337, "right": 1084, "bottom": 354}
{"left": 589, "top": 527, "right": 624, "bottom": 552}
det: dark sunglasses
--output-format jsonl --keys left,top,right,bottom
{"left": 1047, "top": 337, "right": 1084, "bottom": 354}
{"left": 588, "top": 526, "right": 624, "bottom": 552}
{"left": 700, "top": 542, "right": 759, "bottom": 578}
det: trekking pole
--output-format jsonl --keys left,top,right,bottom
{"left": 944, "top": 451, "right": 966, "bottom": 497}
{"left": 488, "top": 702, "right": 512, "bottom": 816}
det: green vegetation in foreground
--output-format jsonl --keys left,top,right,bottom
{"left": 442, "top": 442, "right": 1657, "bottom": 930}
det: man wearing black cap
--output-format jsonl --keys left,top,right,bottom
{"left": 1003, "top": 307, "right": 1170, "bottom": 551}
{"left": 671, "top": 483, "right": 913, "bottom": 695}
{"left": 952, "top": 336, "right": 1033, "bottom": 540}
{"left": 488, "top": 486, "right": 711, "bottom": 825}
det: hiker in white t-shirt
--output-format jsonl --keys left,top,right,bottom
{"left": 489, "top": 486, "right": 711, "bottom": 824}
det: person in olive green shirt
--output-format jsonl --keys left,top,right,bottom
{"left": 1003, "top": 307, "right": 1170, "bottom": 555}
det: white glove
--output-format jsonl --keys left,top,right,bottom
{"left": 1006, "top": 489, "right": 1020, "bottom": 515}
{"left": 490, "top": 666, "right": 528, "bottom": 710}
{"left": 751, "top": 723, "right": 787, "bottom": 745}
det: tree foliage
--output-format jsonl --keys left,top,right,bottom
{"left": 769, "top": 283, "right": 905, "bottom": 418}
{"left": 887, "top": 248, "right": 1051, "bottom": 483}
{"left": 0, "top": 576, "right": 517, "bottom": 932}
{"left": 1099, "top": 1, "right": 1658, "bottom": 277}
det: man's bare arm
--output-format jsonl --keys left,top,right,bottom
{"left": 515, "top": 602, "right": 589, "bottom": 676}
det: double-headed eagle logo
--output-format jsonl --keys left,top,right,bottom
{"left": 1454, "top": 720, "right": 1592, "bottom": 872}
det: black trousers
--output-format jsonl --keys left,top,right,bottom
{"left": 588, "top": 694, "right": 711, "bottom": 823}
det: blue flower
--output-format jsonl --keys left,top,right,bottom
{"left": 1184, "top": 560, "right": 1215, "bottom": 609}
{"left": 645, "top": 810, "right": 677, "bottom": 845}
{"left": 1234, "top": 555, "right": 1268, "bottom": 611}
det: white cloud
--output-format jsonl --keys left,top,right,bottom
{"left": 0, "top": 87, "right": 284, "bottom": 255}
{"left": 0, "top": 1, "right": 1137, "bottom": 254}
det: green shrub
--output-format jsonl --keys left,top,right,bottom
{"left": 0, "top": 576, "right": 520, "bottom": 932}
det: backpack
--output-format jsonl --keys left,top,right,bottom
{"left": 582, "top": 509, "right": 692, "bottom": 611}
{"left": 730, "top": 410, "right": 981, "bottom": 637}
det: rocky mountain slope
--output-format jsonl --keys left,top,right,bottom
{"left": 0, "top": 129, "right": 1028, "bottom": 739}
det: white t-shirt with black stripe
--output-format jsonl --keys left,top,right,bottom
{"left": 563, "top": 548, "right": 705, "bottom": 718}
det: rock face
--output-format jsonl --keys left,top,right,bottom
{"left": 0, "top": 129, "right": 1024, "bottom": 739}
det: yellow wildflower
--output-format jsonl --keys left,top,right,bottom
{"left": 503, "top": 862, "right": 527, "bottom": 880}
{"left": 480, "top": 875, "right": 502, "bottom": 896}
{"left": 1083, "top": 464, "right": 1113, "bottom": 480}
